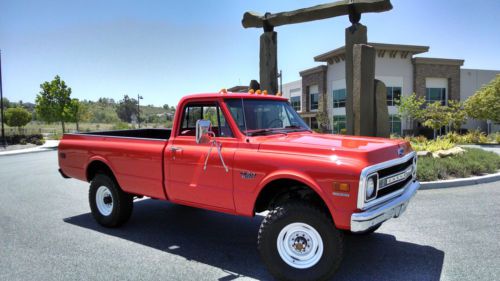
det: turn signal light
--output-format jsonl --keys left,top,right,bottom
{"left": 256, "top": 90, "right": 262, "bottom": 95}
{"left": 220, "top": 88, "right": 228, "bottom": 94}
{"left": 333, "top": 182, "right": 350, "bottom": 192}
{"left": 249, "top": 89, "right": 255, "bottom": 94}
{"left": 262, "top": 90, "right": 268, "bottom": 95}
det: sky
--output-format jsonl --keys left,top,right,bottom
{"left": 1, "top": 0, "right": 499, "bottom": 107}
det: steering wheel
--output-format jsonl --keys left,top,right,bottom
{"left": 266, "top": 118, "right": 283, "bottom": 128}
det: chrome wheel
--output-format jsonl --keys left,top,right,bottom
{"left": 95, "top": 186, "right": 113, "bottom": 216}
{"left": 276, "top": 222, "right": 324, "bottom": 269}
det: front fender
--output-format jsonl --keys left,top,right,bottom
{"left": 253, "top": 170, "right": 338, "bottom": 221}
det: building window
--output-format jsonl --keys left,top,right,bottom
{"left": 290, "top": 96, "right": 301, "bottom": 112}
{"left": 386, "top": 87, "right": 402, "bottom": 106}
{"left": 309, "top": 85, "right": 319, "bottom": 111}
{"left": 310, "top": 117, "right": 318, "bottom": 129}
{"left": 389, "top": 115, "right": 402, "bottom": 136}
{"left": 426, "top": 88, "right": 446, "bottom": 105}
{"left": 332, "top": 115, "right": 346, "bottom": 134}
{"left": 332, "top": 89, "right": 346, "bottom": 108}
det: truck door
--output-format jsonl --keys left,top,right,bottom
{"left": 166, "top": 101, "right": 237, "bottom": 211}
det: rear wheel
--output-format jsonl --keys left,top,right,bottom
{"left": 257, "top": 202, "right": 343, "bottom": 281}
{"left": 89, "top": 174, "right": 133, "bottom": 227}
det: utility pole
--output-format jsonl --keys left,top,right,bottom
{"left": 278, "top": 70, "right": 283, "bottom": 95}
{"left": 137, "top": 94, "right": 143, "bottom": 128}
{"left": 0, "top": 50, "right": 6, "bottom": 147}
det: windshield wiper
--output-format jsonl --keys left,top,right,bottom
{"left": 284, "top": 125, "right": 312, "bottom": 133}
{"left": 246, "top": 129, "right": 288, "bottom": 136}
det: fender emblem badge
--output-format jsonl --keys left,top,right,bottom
{"left": 240, "top": 171, "right": 256, "bottom": 179}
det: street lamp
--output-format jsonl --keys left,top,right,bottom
{"left": 137, "top": 94, "right": 143, "bottom": 128}
{"left": 0, "top": 50, "right": 6, "bottom": 147}
{"left": 277, "top": 70, "right": 283, "bottom": 95}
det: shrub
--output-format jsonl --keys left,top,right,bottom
{"left": 112, "top": 122, "right": 130, "bottom": 130}
{"left": 5, "top": 134, "right": 44, "bottom": 145}
{"left": 4, "top": 107, "right": 32, "bottom": 132}
{"left": 488, "top": 132, "right": 500, "bottom": 144}
{"left": 417, "top": 148, "right": 500, "bottom": 181}
{"left": 464, "top": 130, "right": 488, "bottom": 144}
{"left": 408, "top": 137, "right": 455, "bottom": 152}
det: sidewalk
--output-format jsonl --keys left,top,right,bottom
{"left": 460, "top": 144, "right": 500, "bottom": 155}
{"left": 0, "top": 140, "right": 59, "bottom": 156}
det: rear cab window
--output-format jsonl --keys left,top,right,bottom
{"left": 179, "top": 102, "right": 233, "bottom": 138}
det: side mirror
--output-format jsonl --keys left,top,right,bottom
{"left": 196, "top": 120, "right": 212, "bottom": 144}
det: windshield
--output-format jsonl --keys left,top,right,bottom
{"left": 225, "top": 99, "right": 311, "bottom": 136}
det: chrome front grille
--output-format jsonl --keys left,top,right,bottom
{"left": 376, "top": 156, "right": 415, "bottom": 198}
{"left": 357, "top": 152, "right": 417, "bottom": 210}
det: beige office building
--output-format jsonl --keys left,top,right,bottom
{"left": 282, "top": 43, "right": 499, "bottom": 135}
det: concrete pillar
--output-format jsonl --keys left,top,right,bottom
{"left": 352, "top": 44, "right": 376, "bottom": 136}
{"left": 345, "top": 24, "right": 368, "bottom": 135}
{"left": 260, "top": 31, "right": 278, "bottom": 95}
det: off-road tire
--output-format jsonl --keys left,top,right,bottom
{"left": 89, "top": 173, "right": 133, "bottom": 227}
{"left": 257, "top": 201, "right": 343, "bottom": 281}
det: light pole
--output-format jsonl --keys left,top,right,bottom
{"left": 277, "top": 70, "right": 283, "bottom": 95}
{"left": 0, "top": 50, "right": 6, "bottom": 147}
{"left": 137, "top": 94, "right": 143, "bottom": 128}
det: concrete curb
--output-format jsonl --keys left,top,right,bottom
{"left": 0, "top": 140, "right": 59, "bottom": 156}
{"left": 420, "top": 172, "right": 500, "bottom": 190}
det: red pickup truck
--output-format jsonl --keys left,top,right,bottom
{"left": 58, "top": 92, "right": 419, "bottom": 281}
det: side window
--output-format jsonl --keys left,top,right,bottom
{"left": 179, "top": 103, "right": 233, "bottom": 138}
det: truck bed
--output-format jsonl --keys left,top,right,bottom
{"left": 58, "top": 128, "right": 171, "bottom": 200}
{"left": 80, "top": 128, "right": 171, "bottom": 140}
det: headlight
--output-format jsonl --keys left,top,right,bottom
{"left": 365, "top": 174, "right": 378, "bottom": 201}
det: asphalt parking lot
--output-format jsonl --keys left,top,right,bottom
{"left": 1, "top": 151, "right": 499, "bottom": 281}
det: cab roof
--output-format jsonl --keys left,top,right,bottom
{"left": 179, "top": 92, "right": 288, "bottom": 103}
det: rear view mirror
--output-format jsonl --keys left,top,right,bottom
{"left": 196, "top": 120, "right": 212, "bottom": 144}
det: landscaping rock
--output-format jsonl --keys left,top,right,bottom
{"left": 432, "top": 147, "right": 465, "bottom": 158}
{"left": 417, "top": 150, "right": 432, "bottom": 157}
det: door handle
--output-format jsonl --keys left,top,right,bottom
{"left": 170, "top": 146, "right": 183, "bottom": 160}
{"left": 170, "top": 146, "right": 183, "bottom": 152}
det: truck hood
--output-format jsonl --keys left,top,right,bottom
{"left": 256, "top": 132, "right": 411, "bottom": 166}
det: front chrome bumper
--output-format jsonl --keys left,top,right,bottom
{"left": 350, "top": 180, "right": 420, "bottom": 232}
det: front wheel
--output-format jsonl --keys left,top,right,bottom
{"left": 257, "top": 202, "right": 343, "bottom": 281}
{"left": 89, "top": 174, "right": 133, "bottom": 227}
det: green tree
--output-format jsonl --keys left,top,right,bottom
{"left": 316, "top": 111, "right": 330, "bottom": 133}
{"left": 396, "top": 93, "right": 425, "bottom": 134}
{"left": 35, "top": 75, "right": 72, "bottom": 132}
{"left": 116, "top": 95, "right": 138, "bottom": 123}
{"left": 464, "top": 75, "right": 500, "bottom": 124}
{"left": 421, "top": 102, "right": 450, "bottom": 139}
{"left": 447, "top": 100, "right": 467, "bottom": 132}
{"left": 4, "top": 107, "right": 32, "bottom": 132}
{"left": 68, "top": 99, "right": 91, "bottom": 131}
{"left": 1, "top": 97, "right": 10, "bottom": 109}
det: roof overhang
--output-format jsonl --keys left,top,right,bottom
{"left": 412, "top": 57, "right": 464, "bottom": 66}
{"left": 299, "top": 65, "right": 328, "bottom": 77}
{"left": 314, "top": 42, "right": 429, "bottom": 63}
